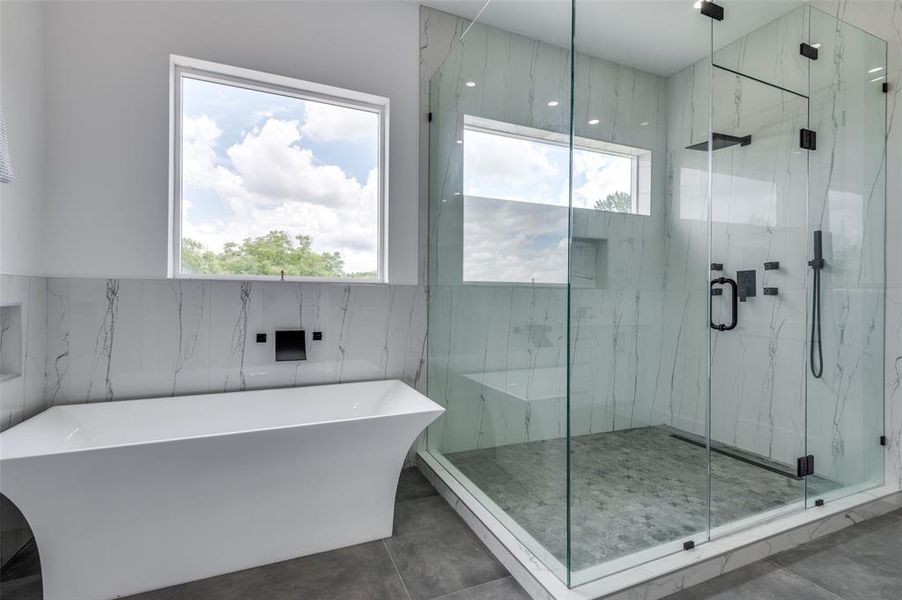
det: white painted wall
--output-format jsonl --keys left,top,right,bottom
{"left": 39, "top": 0, "right": 420, "bottom": 282}
{"left": 0, "top": 1, "right": 46, "bottom": 276}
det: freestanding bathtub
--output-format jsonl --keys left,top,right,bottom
{"left": 0, "top": 380, "right": 443, "bottom": 600}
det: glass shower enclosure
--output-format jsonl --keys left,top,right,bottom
{"left": 424, "top": 0, "right": 886, "bottom": 589}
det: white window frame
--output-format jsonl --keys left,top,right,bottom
{"left": 168, "top": 55, "right": 390, "bottom": 282}
{"left": 460, "top": 116, "right": 651, "bottom": 285}
{"left": 463, "top": 115, "right": 651, "bottom": 216}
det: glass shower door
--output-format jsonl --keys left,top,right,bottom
{"left": 804, "top": 8, "right": 886, "bottom": 506}
{"left": 567, "top": 0, "right": 713, "bottom": 586}
{"left": 708, "top": 64, "right": 810, "bottom": 531}
{"left": 425, "top": 0, "right": 574, "bottom": 584}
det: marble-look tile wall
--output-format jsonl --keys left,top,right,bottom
{"left": 810, "top": 0, "right": 902, "bottom": 493}
{"left": 423, "top": 9, "right": 673, "bottom": 452}
{"left": 43, "top": 278, "right": 426, "bottom": 405}
{"left": 663, "top": 5, "right": 889, "bottom": 488}
{"left": 0, "top": 276, "right": 46, "bottom": 430}
{"left": 423, "top": 2, "right": 899, "bottom": 497}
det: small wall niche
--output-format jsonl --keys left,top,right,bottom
{"left": 0, "top": 304, "right": 23, "bottom": 382}
{"left": 571, "top": 237, "right": 607, "bottom": 289}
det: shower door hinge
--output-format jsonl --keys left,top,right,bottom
{"left": 428, "top": 112, "right": 433, "bottom": 122}
{"left": 700, "top": 2, "right": 724, "bottom": 21}
{"left": 683, "top": 540, "right": 696, "bottom": 550}
{"left": 883, "top": 82, "right": 890, "bottom": 94}
{"left": 880, "top": 435, "right": 887, "bottom": 446}
{"left": 800, "top": 43, "right": 819, "bottom": 60}
{"left": 797, "top": 454, "right": 815, "bottom": 477}
{"left": 800, "top": 129, "right": 817, "bottom": 151}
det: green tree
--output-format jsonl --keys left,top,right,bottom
{"left": 594, "top": 191, "right": 632, "bottom": 213}
{"left": 182, "top": 231, "right": 350, "bottom": 278}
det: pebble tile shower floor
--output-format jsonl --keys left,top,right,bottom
{"left": 447, "top": 425, "right": 838, "bottom": 571}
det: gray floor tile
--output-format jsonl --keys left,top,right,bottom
{"left": 434, "top": 576, "right": 530, "bottom": 600}
{"left": 124, "top": 540, "right": 409, "bottom": 600}
{"left": 0, "top": 541, "right": 40, "bottom": 581}
{"left": 0, "top": 574, "right": 42, "bottom": 600}
{"left": 770, "top": 509, "right": 902, "bottom": 600}
{"left": 384, "top": 495, "right": 509, "bottom": 600}
{"left": 396, "top": 467, "right": 439, "bottom": 503}
{"left": 663, "top": 560, "right": 843, "bottom": 600}
{"left": 448, "top": 426, "right": 832, "bottom": 571}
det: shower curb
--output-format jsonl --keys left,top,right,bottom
{"left": 417, "top": 452, "right": 902, "bottom": 600}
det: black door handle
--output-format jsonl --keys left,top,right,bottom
{"left": 710, "top": 277, "right": 738, "bottom": 331}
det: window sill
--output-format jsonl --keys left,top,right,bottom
{"left": 171, "top": 273, "right": 388, "bottom": 285}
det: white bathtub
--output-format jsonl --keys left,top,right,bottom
{"left": 0, "top": 380, "right": 443, "bottom": 600}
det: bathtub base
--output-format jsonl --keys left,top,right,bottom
{"left": 0, "top": 381, "right": 442, "bottom": 600}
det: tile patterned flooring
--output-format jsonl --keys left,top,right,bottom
{"left": 0, "top": 468, "right": 526, "bottom": 600}
{"left": 1, "top": 466, "right": 900, "bottom": 600}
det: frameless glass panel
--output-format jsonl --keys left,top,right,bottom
{"left": 425, "top": 0, "right": 573, "bottom": 583}
{"left": 708, "top": 65, "right": 808, "bottom": 531}
{"left": 805, "top": 7, "right": 886, "bottom": 506}
{"left": 713, "top": 2, "right": 810, "bottom": 97}
{"left": 568, "top": 0, "right": 712, "bottom": 585}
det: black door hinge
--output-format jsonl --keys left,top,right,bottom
{"left": 797, "top": 454, "right": 815, "bottom": 477}
{"left": 880, "top": 435, "right": 887, "bottom": 446}
{"left": 428, "top": 112, "right": 433, "bottom": 122}
{"left": 800, "top": 43, "right": 819, "bottom": 60}
{"left": 683, "top": 540, "right": 696, "bottom": 550}
{"left": 883, "top": 82, "right": 890, "bottom": 94}
{"left": 700, "top": 2, "right": 724, "bottom": 21}
{"left": 800, "top": 129, "right": 817, "bottom": 151}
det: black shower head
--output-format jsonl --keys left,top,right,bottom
{"left": 686, "top": 132, "right": 752, "bottom": 151}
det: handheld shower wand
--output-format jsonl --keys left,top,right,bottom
{"left": 808, "top": 230, "right": 824, "bottom": 379}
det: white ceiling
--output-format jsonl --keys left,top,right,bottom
{"left": 421, "top": 0, "right": 805, "bottom": 77}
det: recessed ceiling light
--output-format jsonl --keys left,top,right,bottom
{"left": 871, "top": 75, "right": 886, "bottom": 83}
{"left": 456, "top": 139, "right": 463, "bottom": 144}
{"left": 640, "top": 121, "right": 649, "bottom": 127}
{"left": 465, "top": 81, "right": 477, "bottom": 87}
{"left": 588, "top": 119, "right": 600, "bottom": 125}
{"left": 868, "top": 67, "right": 884, "bottom": 74}
{"left": 547, "top": 100, "right": 559, "bottom": 107}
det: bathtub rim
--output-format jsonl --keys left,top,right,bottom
{"left": 0, "top": 379, "right": 443, "bottom": 461}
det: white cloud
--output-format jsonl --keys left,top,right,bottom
{"left": 463, "top": 129, "right": 569, "bottom": 207}
{"left": 181, "top": 115, "right": 379, "bottom": 274}
{"left": 463, "top": 196, "right": 568, "bottom": 284}
{"left": 571, "top": 149, "right": 632, "bottom": 209}
{"left": 300, "top": 102, "right": 379, "bottom": 142}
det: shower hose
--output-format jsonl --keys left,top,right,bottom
{"left": 809, "top": 230, "right": 824, "bottom": 379}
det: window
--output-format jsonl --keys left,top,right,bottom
{"left": 170, "top": 56, "right": 388, "bottom": 281}
{"left": 462, "top": 116, "right": 651, "bottom": 284}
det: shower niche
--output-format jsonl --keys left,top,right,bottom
{"left": 424, "top": 0, "right": 887, "bottom": 593}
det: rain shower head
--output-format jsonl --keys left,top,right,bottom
{"left": 686, "top": 133, "right": 752, "bottom": 151}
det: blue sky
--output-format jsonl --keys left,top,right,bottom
{"left": 180, "top": 76, "right": 379, "bottom": 273}
{"left": 462, "top": 128, "right": 632, "bottom": 283}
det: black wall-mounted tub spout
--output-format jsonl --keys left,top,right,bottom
{"left": 808, "top": 230, "right": 825, "bottom": 378}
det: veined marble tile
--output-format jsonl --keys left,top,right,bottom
{"left": 43, "top": 278, "right": 426, "bottom": 405}
{"left": 0, "top": 275, "right": 47, "bottom": 431}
